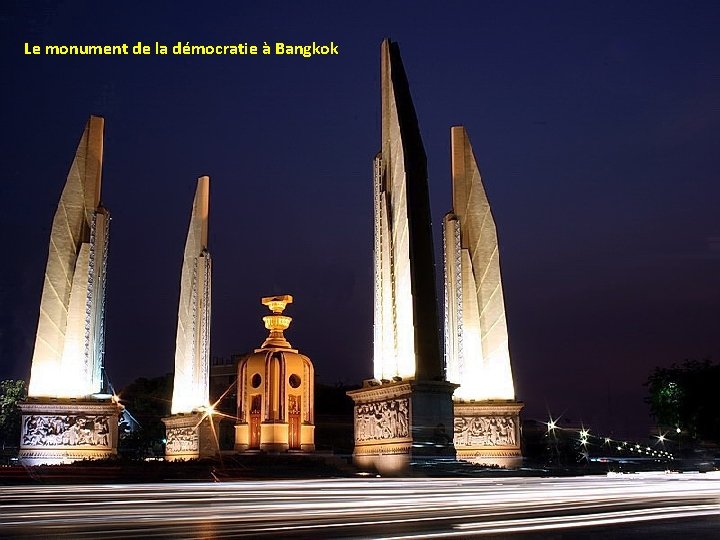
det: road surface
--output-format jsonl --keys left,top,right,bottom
{"left": 1, "top": 473, "right": 719, "bottom": 538}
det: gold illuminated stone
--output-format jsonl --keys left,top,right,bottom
{"left": 262, "top": 294, "right": 293, "bottom": 314}
{"left": 235, "top": 295, "right": 315, "bottom": 453}
{"left": 261, "top": 295, "right": 293, "bottom": 349}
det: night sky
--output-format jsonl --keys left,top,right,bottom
{"left": 2, "top": 1, "right": 719, "bottom": 437}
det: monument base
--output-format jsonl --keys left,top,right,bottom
{"left": 18, "top": 397, "right": 122, "bottom": 466}
{"left": 453, "top": 400, "right": 524, "bottom": 468}
{"left": 347, "top": 379, "right": 458, "bottom": 475}
{"left": 234, "top": 422, "right": 315, "bottom": 453}
{"left": 163, "top": 412, "right": 220, "bottom": 461}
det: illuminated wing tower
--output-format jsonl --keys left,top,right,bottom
{"left": 170, "top": 176, "right": 211, "bottom": 415}
{"left": 348, "top": 40, "right": 457, "bottom": 474}
{"left": 28, "top": 116, "right": 109, "bottom": 398}
{"left": 372, "top": 39, "right": 443, "bottom": 382}
{"left": 164, "top": 176, "right": 216, "bottom": 461}
{"left": 444, "top": 126, "right": 523, "bottom": 466}
{"left": 20, "top": 116, "right": 122, "bottom": 465}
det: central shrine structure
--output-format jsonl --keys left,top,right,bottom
{"left": 347, "top": 39, "right": 457, "bottom": 473}
{"left": 235, "top": 296, "right": 315, "bottom": 453}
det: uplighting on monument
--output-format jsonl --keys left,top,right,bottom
{"left": 170, "top": 176, "right": 211, "bottom": 415}
{"left": 234, "top": 295, "right": 316, "bottom": 453}
{"left": 163, "top": 176, "right": 217, "bottom": 461}
{"left": 20, "top": 116, "right": 122, "bottom": 465}
{"left": 443, "top": 126, "right": 524, "bottom": 467}
{"left": 348, "top": 39, "right": 458, "bottom": 474}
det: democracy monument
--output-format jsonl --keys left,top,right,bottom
{"left": 347, "top": 39, "right": 523, "bottom": 473}
{"left": 347, "top": 39, "right": 458, "bottom": 474}
{"left": 19, "top": 116, "right": 122, "bottom": 465}
{"left": 17, "top": 39, "right": 523, "bottom": 471}
{"left": 162, "top": 176, "right": 218, "bottom": 461}
{"left": 234, "top": 296, "right": 316, "bottom": 453}
{"left": 444, "top": 126, "right": 523, "bottom": 467}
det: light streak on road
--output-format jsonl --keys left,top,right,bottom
{"left": 0, "top": 473, "right": 718, "bottom": 538}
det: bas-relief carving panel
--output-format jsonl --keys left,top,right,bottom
{"left": 355, "top": 398, "right": 409, "bottom": 442}
{"left": 22, "top": 414, "right": 111, "bottom": 447}
{"left": 165, "top": 426, "right": 199, "bottom": 454}
{"left": 288, "top": 394, "right": 300, "bottom": 415}
{"left": 454, "top": 415, "right": 517, "bottom": 447}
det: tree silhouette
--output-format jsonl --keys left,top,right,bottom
{"left": 0, "top": 379, "right": 27, "bottom": 449}
{"left": 645, "top": 359, "right": 720, "bottom": 443}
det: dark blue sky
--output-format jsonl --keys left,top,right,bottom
{"left": 1, "top": 1, "right": 718, "bottom": 436}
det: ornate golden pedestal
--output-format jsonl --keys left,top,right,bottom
{"left": 234, "top": 295, "right": 316, "bottom": 454}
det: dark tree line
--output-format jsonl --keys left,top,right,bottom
{"left": 0, "top": 379, "right": 26, "bottom": 449}
{"left": 117, "top": 373, "right": 173, "bottom": 457}
{"left": 645, "top": 358, "right": 720, "bottom": 443}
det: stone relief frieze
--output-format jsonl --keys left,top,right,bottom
{"left": 22, "top": 414, "right": 111, "bottom": 447}
{"left": 165, "top": 426, "right": 199, "bottom": 454}
{"left": 355, "top": 398, "right": 409, "bottom": 442}
{"left": 454, "top": 415, "right": 517, "bottom": 447}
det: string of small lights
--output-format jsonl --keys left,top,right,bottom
{"left": 542, "top": 415, "right": 676, "bottom": 462}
